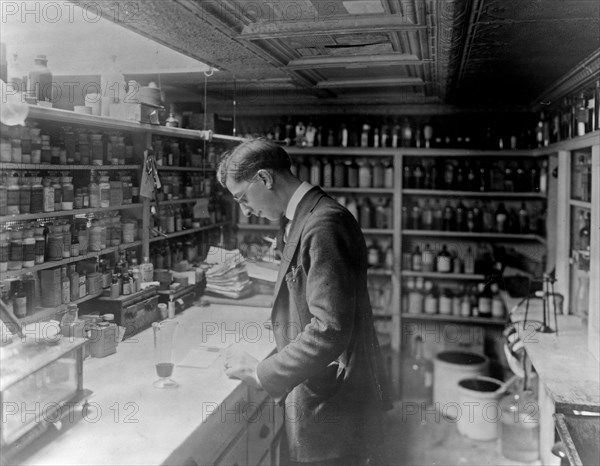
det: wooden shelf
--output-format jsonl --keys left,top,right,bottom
{"left": 156, "top": 165, "right": 215, "bottom": 172}
{"left": 18, "top": 291, "right": 104, "bottom": 326}
{"left": 402, "top": 189, "right": 546, "bottom": 199}
{"left": 401, "top": 271, "right": 485, "bottom": 280}
{"left": 569, "top": 199, "right": 592, "bottom": 209}
{"left": 149, "top": 222, "right": 230, "bottom": 242}
{"left": 0, "top": 163, "right": 140, "bottom": 171}
{"left": 325, "top": 187, "right": 394, "bottom": 194}
{"left": 0, "top": 240, "right": 143, "bottom": 280}
{"left": 401, "top": 313, "right": 506, "bottom": 326}
{"left": 398, "top": 148, "right": 542, "bottom": 157}
{"left": 1, "top": 203, "right": 143, "bottom": 223}
{"left": 402, "top": 230, "right": 546, "bottom": 243}
{"left": 363, "top": 228, "right": 394, "bottom": 235}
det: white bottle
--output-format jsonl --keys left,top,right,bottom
{"left": 139, "top": 256, "right": 154, "bottom": 283}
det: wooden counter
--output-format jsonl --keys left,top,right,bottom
{"left": 10, "top": 304, "right": 276, "bottom": 466}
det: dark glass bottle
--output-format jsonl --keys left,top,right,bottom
{"left": 413, "top": 162, "right": 424, "bottom": 189}
{"left": 518, "top": 203, "right": 530, "bottom": 234}
{"left": 433, "top": 200, "right": 444, "bottom": 231}
{"left": 455, "top": 201, "right": 466, "bottom": 232}
{"left": 442, "top": 201, "right": 455, "bottom": 231}
{"left": 495, "top": 203, "right": 509, "bottom": 233}
{"left": 403, "top": 163, "right": 412, "bottom": 189}
{"left": 411, "top": 203, "right": 422, "bottom": 230}
{"left": 443, "top": 161, "right": 455, "bottom": 190}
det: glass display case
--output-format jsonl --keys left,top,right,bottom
{"left": 0, "top": 333, "right": 89, "bottom": 462}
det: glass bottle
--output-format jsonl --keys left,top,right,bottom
{"left": 436, "top": 244, "right": 452, "bottom": 273}
{"left": 401, "top": 335, "right": 433, "bottom": 402}
{"left": 347, "top": 159, "right": 359, "bottom": 188}
{"left": 421, "top": 199, "right": 434, "bottom": 230}
{"left": 61, "top": 173, "right": 74, "bottom": 210}
{"left": 310, "top": 157, "right": 322, "bottom": 186}
{"left": 19, "top": 171, "right": 31, "bottom": 214}
{"left": 7, "top": 172, "right": 20, "bottom": 215}
{"left": 410, "top": 202, "right": 422, "bottom": 230}
{"left": 61, "top": 265, "right": 70, "bottom": 304}
{"left": 421, "top": 243, "right": 435, "bottom": 272}
{"left": 477, "top": 282, "right": 492, "bottom": 317}
{"left": 8, "top": 227, "right": 23, "bottom": 271}
{"left": 495, "top": 202, "right": 509, "bottom": 233}
{"left": 98, "top": 173, "right": 111, "bottom": 208}
{"left": 411, "top": 245, "right": 422, "bottom": 271}
{"left": 69, "top": 265, "right": 80, "bottom": 302}
{"left": 423, "top": 280, "right": 438, "bottom": 314}
{"left": 464, "top": 247, "right": 475, "bottom": 275}
{"left": 51, "top": 176, "right": 62, "bottom": 212}
{"left": 384, "top": 158, "right": 394, "bottom": 188}
{"left": 357, "top": 158, "right": 372, "bottom": 188}
{"left": 322, "top": 157, "right": 333, "bottom": 188}
{"left": 442, "top": 201, "right": 455, "bottom": 231}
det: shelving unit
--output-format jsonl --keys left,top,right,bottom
{"left": 1, "top": 106, "right": 234, "bottom": 325}
{"left": 403, "top": 189, "right": 547, "bottom": 199}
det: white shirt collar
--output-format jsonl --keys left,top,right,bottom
{"left": 285, "top": 181, "right": 313, "bottom": 222}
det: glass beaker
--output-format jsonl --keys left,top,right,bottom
{"left": 152, "top": 319, "right": 179, "bottom": 389}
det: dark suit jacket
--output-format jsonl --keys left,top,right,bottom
{"left": 257, "top": 186, "right": 392, "bottom": 463}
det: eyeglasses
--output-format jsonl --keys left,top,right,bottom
{"left": 232, "top": 176, "right": 258, "bottom": 206}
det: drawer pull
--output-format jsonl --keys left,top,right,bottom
{"left": 259, "top": 424, "right": 270, "bottom": 439}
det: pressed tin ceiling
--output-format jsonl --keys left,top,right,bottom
{"left": 95, "top": 0, "right": 600, "bottom": 115}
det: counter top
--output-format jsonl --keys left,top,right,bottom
{"left": 504, "top": 293, "right": 600, "bottom": 411}
{"left": 11, "top": 304, "right": 274, "bottom": 466}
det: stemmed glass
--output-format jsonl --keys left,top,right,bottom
{"left": 152, "top": 319, "right": 179, "bottom": 389}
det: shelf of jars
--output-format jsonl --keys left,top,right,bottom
{"left": 0, "top": 240, "right": 143, "bottom": 280}
{"left": 149, "top": 222, "right": 231, "bottom": 243}
{"left": 0, "top": 203, "right": 143, "bottom": 224}
{"left": 400, "top": 313, "right": 505, "bottom": 326}
{"left": 402, "top": 189, "right": 547, "bottom": 199}
{"left": 402, "top": 230, "right": 546, "bottom": 243}
{"left": 18, "top": 291, "right": 104, "bottom": 326}
{"left": 400, "top": 271, "right": 485, "bottom": 280}
{"left": 0, "top": 163, "right": 140, "bottom": 171}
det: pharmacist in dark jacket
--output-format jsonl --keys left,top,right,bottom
{"left": 218, "top": 139, "right": 392, "bottom": 466}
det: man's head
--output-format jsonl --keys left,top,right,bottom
{"left": 217, "top": 139, "right": 298, "bottom": 221}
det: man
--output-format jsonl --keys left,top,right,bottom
{"left": 218, "top": 139, "right": 392, "bottom": 465}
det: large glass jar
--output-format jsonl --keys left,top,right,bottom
{"left": 46, "top": 224, "right": 63, "bottom": 261}
{"left": 28, "top": 54, "right": 53, "bottom": 102}
{"left": 98, "top": 174, "right": 110, "bottom": 208}
{"left": 89, "top": 219, "right": 102, "bottom": 252}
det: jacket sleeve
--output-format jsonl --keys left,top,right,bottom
{"left": 256, "top": 207, "right": 363, "bottom": 402}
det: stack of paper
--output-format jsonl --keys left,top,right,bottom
{"left": 204, "top": 247, "right": 253, "bottom": 299}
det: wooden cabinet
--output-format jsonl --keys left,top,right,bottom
{"left": 553, "top": 131, "right": 600, "bottom": 360}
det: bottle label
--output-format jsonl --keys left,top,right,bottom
{"left": 437, "top": 256, "right": 451, "bottom": 273}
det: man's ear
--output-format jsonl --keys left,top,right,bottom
{"left": 257, "top": 169, "right": 274, "bottom": 189}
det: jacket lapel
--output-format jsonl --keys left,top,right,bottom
{"left": 271, "top": 187, "right": 326, "bottom": 303}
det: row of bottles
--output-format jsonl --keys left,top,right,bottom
{"left": 237, "top": 116, "right": 542, "bottom": 150}
{"left": 0, "top": 170, "right": 139, "bottom": 216}
{"left": 402, "top": 199, "right": 546, "bottom": 235}
{"left": 292, "top": 157, "right": 394, "bottom": 189}
{"left": 403, "top": 278, "right": 505, "bottom": 318}
{"left": 366, "top": 239, "right": 394, "bottom": 270}
{"left": 0, "top": 123, "right": 136, "bottom": 166}
{"left": 538, "top": 80, "right": 600, "bottom": 145}
{"left": 403, "top": 242, "right": 500, "bottom": 276}
{"left": 402, "top": 158, "right": 548, "bottom": 193}
{"left": 403, "top": 243, "right": 476, "bottom": 275}
{"left": 152, "top": 137, "right": 221, "bottom": 168}
{"left": 150, "top": 239, "right": 201, "bottom": 270}
{"left": 155, "top": 171, "right": 213, "bottom": 201}
{"left": 339, "top": 196, "right": 393, "bottom": 230}
{"left": 0, "top": 214, "right": 140, "bottom": 273}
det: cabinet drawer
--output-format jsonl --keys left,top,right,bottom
{"left": 247, "top": 400, "right": 276, "bottom": 466}
{"left": 214, "top": 429, "right": 247, "bottom": 466}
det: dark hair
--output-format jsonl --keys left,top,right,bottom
{"left": 217, "top": 139, "right": 291, "bottom": 186}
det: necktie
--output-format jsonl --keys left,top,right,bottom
{"left": 276, "top": 216, "right": 289, "bottom": 253}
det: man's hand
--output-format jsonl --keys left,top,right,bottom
{"left": 223, "top": 346, "right": 262, "bottom": 389}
